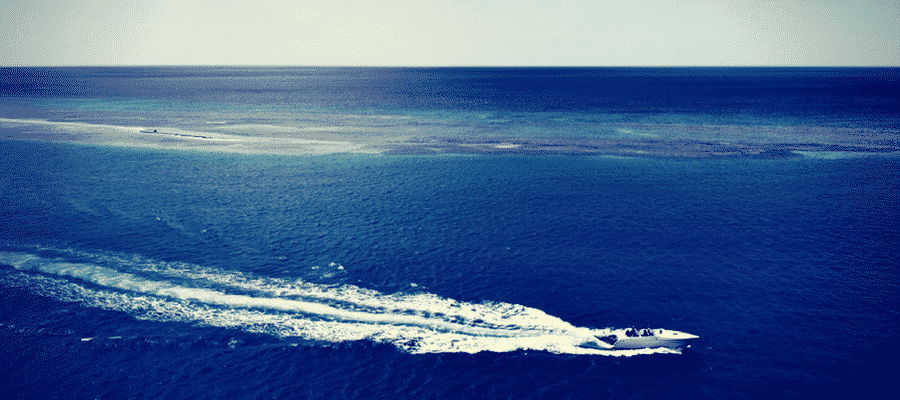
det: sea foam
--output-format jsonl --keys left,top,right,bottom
{"left": 0, "top": 250, "right": 675, "bottom": 356}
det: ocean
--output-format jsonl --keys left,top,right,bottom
{"left": 1, "top": 67, "right": 898, "bottom": 399}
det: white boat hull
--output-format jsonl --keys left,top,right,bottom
{"left": 582, "top": 328, "right": 698, "bottom": 350}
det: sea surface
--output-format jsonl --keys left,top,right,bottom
{"left": 1, "top": 67, "right": 898, "bottom": 399}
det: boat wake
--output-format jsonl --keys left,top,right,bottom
{"left": 0, "top": 250, "right": 678, "bottom": 356}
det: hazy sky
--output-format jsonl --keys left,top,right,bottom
{"left": 2, "top": 0, "right": 898, "bottom": 66}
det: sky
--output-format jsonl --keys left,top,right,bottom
{"left": 1, "top": 0, "right": 898, "bottom": 66}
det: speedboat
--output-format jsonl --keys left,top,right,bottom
{"left": 581, "top": 328, "right": 698, "bottom": 350}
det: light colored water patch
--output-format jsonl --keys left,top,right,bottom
{"left": 376, "top": 115, "right": 412, "bottom": 120}
{"left": 0, "top": 117, "right": 378, "bottom": 156}
{"left": 793, "top": 151, "right": 868, "bottom": 159}
{"left": 222, "top": 124, "right": 363, "bottom": 134}
{"left": 1, "top": 117, "right": 143, "bottom": 136}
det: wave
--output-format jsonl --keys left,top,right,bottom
{"left": 0, "top": 251, "right": 676, "bottom": 356}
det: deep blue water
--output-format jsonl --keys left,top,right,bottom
{"left": 1, "top": 67, "right": 899, "bottom": 399}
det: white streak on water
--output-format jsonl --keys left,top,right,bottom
{"left": 0, "top": 118, "right": 379, "bottom": 156}
{"left": 0, "top": 251, "right": 676, "bottom": 356}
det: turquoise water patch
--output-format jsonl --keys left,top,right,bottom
{"left": 794, "top": 151, "right": 874, "bottom": 159}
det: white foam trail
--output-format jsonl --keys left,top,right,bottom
{"left": 0, "top": 251, "right": 675, "bottom": 356}
{"left": 138, "top": 263, "right": 582, "bottom": 334}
